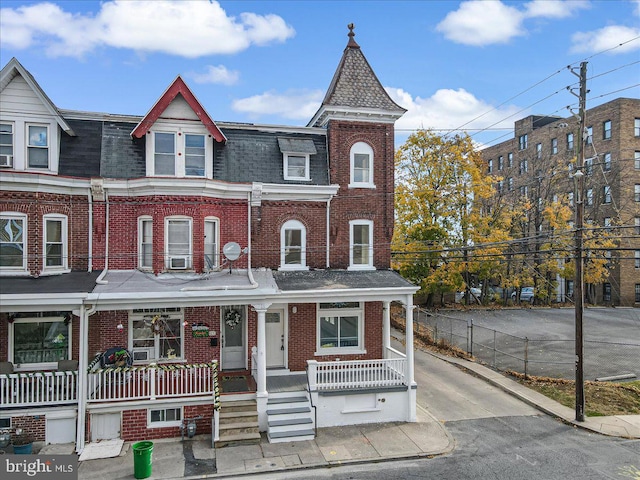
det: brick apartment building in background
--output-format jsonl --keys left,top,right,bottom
{"left": 481, "top": 98, "right": 640, "bottom": 306}
{"left": 0, "top": 26, "right": 418, "bottom": 453}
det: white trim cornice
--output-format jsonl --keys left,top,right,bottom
{"left": 0, "top": 172, "right": 91, "bottom": 195}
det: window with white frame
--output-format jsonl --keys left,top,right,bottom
{"left": 0, "top": 123, "right": 14, "bottom": 167}
{"left": 280, "top": 219, "right": 307, "bottom": 270}
{"left": 586, "top": 189, "right": 593, "bottom": 206}
{"left": 566, "top": 133, "right": 574, "bottom": 151}
{"left": 350, "top": 142, "right": 374, "bottom": 188}
{"left": 130, "top": 308, "right": 184, "bottom": 361}
{"left": 635, "top": 184, "right": 640, "bottom": 203}
{"left": 0, "top": 212, "right": 26, "bottom": 271}
{"left": 148, "top": 128, "right": 210, "bottom": 178}
{"left": 635, "top": 118, "right": 640, "bottom": 137}
{"left": 138, "top": 216, "right": 153, "bottom": 270}
{"left": 487, "top": 159, "right": 493, "bottom": 173}
{"left": 165, "top": 217, "right": 192, "bottom": 270}
{"left": 507, "top": 152, "right": 513, "bottom": 167}
{"left": 27, "top": 124, "right": 49, "bottom": 169}
{"left": 284, "top": 154, "right": 309, "bottom": 181}
{"left": 636, "top": 251, "right": 640, "bottom": 269}
{"left": 551, "top": 138, "right": 558, "bottom": 154}
{"left": 317, "top": 302, "right": 363, "bottom": 353}
{"left": 603, "top": 120, "right": 611, "bottom": 140}
{"left": 43, "top": 214, "right": 67, "bottom": 270}
{"left": 635, "top": 217, "right": 640, "bottom": 235}
{"left": 349, "top": 219, "right": 373, "bottom": 270}
{"left": 585, "top": 126, "right": 593, "bottom": 145}
{"left": 535, "top": 143, "right": 542, "bottom": 159}
{"left": 149, "top": 407, "right": 182, "bottom": 427}
{"left": 603, "top": 186, "right": 612, "bottom": 204}
{"left": 518, "top": 134, "right": 528, "bottom": 150}
{"left": 204, "top": 217, "right": 219, "bottom": 269}
{"left": 10, "top": 316, "right": 70, "bottom": 369}
{"left": 498, "top": 156, "right": 503, "bottom": 170}
{"left": 584, "top": 157, "right": 593, "bottom": 175}
{"left": 635, "top": 151, "right": 640, "bottom": 170}
{"left": 604, "top": 153, "right": 611, "bottom": 171}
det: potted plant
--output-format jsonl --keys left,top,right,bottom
{"left": 12, "top": 428, "right": 33, "bottom": 454}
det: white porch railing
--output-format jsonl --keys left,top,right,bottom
{"left": 307, "top": 357, "right": 407, "bottom": 391}
{"left": 87, "top": 362, "right": 218, "bottom": 403}
{"left": 0, "top": 371, "right": 78, "bottom": 408}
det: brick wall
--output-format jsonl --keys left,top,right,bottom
{"left": 326, "top": 120, "right": 395, "bottom": 269}
{"left": 11, "top": 415, "right": 46, "bottom": 442}
{"left": 0, "top": 192, "right": 90, "bottom": 274}
{"left": 120, "top": 404, "right": 213, "bottom": 441}
{"left": 287, "top": 301, "right": 383, "bottom": 371}
{"left": 93, "top": 196, "right": 248, "bottom": 273}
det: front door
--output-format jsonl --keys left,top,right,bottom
{"left": 266, "top": 310, "right": 285, "bottom": 368}
{"left": 221, "top": 306, "right": 245, "bottom": 370}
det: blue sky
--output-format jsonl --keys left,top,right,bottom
{"left": 1, "top": 0, "right": 639, "bottom": 147}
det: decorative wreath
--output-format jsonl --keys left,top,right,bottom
{"left": 224, "top": 309, "right": 242, "bottom": 328}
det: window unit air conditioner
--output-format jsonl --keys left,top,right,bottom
{"left": 169, "top": 256, "right": 188, "bottom": 269}
{"left": 0, "top": 155, "right": 13, "bottom": 168}
{"left": 132, "top": 347, "right": 154, "bottom": 362}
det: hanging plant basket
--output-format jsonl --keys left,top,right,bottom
{"left": 224, "top": 309, "right": 241, "bottom": 329}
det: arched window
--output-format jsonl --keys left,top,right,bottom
{"left": 280, "top": 220, "right": 307, "bottom": 270}
{"left": 349, "top": 142, "right": 374, "bottom": 188}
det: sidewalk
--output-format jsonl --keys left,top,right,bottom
{"left": 41, "top": 345, "right": 638, "bottom": 479}
{"left": 64, "top": 404, "right": 454, "bottom": 479}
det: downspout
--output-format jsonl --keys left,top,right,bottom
{"left": 326, "top": 197, "right": 332, "bottom": 268}
{"left": 87, "top": 189, "right": 93, "bottom": 272}
{"left": 96, "top": 189, "right": 109, "bottom": 285}
{"left": 246, "top": 191, "right": 258, "bottom": 287}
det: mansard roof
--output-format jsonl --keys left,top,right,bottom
{"left": 308, "top": 24, "right": 406, "bottom": 127}
{"left": 131, "top": 75, "right": 226, "bottom": 143}
{"left": 0, "top": 57, "right": 76, "bottom": 136}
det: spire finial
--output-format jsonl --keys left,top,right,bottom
{"left": 347, "top": 23, "right": 359, "bottom": 48}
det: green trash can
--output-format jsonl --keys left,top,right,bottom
{"left": 132, "top": 441, "right": 153, "bottom": 479}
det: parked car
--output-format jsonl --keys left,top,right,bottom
{"left": 512, "top": 287, "right": 534, "bottom": 303}
{"left": 456, "top": 287, "right": 481, "bottom": 304}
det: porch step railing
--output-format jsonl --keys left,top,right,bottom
{"left": 87, "top": 361, "right": 219, "bottom": 403}
{"left": 0, "top": 371, "right": 78, "bottom": 408}
{"left": 307, "top": 357, "right": 407, "bottom": 391}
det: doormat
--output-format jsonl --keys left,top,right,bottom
{"left": 221, "top": 375, "right": 250, "bottom": 393}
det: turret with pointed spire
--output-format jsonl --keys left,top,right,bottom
{"left": 308, "top": 24, "right": 406, "bottom": 128}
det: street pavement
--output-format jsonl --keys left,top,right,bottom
{"left": 39, "top": 329, "right": 639, "bottom": 479}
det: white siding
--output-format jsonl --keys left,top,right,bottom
{"left": 161, "top": 94, "right": 199, "bottom": 120}
{"left": 0, "top": 75, "right": 49, "bottom": 115}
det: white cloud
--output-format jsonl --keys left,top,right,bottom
{"left": 436, "top": 0, "right": 589, "bottom": 46}
{"left": 386, "top": 87, "right": 521, "bottom": 136}
{"left": 189, "top": 65, "right": 240, "bottom": 85}
{"left": 524, "top": 0, "right": 589, "bottom": 19}
{"left": 436, "top": 1, "right": 525, "bottom": 46}
{"left": 0, "top": 0, "right": 295, "bottom": 58}
{"left": 232, "top": 89, "right": 323, "bottom": 120}
{"left": 570, "top": 25, "right": 640, "bottom": 54}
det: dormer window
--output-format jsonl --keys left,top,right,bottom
{"left": 349, "top": 142, "right": 374, "bottom": 188}
{"left": 284, "top": 154, "right": 309, "bottom": 180}
{"left": 0, "top": 123, "right": 14, "bottom": 167}
{"left": 27, "top": 124, "right": 49, "bottom": 169}
{"left": 278, "top": 137, "right": 316, "bottom": 182}
{"left": 148, "top": 127, "right": 211, "bottom": 178}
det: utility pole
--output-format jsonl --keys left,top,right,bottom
{"left": 569, "top": 61, "right": 587, "bottom": 422}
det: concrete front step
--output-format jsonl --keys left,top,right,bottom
{"left": 215, "top": 431, "right": 261, "bottom": 448}
{"left": 220, "top": 399, "right": 257, "bottom": 413}
{"left": 267, "top": 429, "right": 315, "bottom": 443}
{"left": 267, "top": 395, "right": 308, "bottom": 405}
{"left": 266, "top": 406, "right": 311, "bottom": 416}
{"left": 268, "top": 417, "right": 313, "bottom": 428}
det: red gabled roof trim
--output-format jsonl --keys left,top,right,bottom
{"left": 131, "top": 76, "right": 226, "bottom": 143}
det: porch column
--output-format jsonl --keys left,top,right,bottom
{"left": 252, "top": 302, "right": 271, "bottom": 431}
{"left": 76, "top": 304, "right": 89, "bottom": 454}
{"left": 382, "top": 301, "right": 391, "bottom": 357}
{"left": 405, "top": 296, "right": 417, "bottom": 422}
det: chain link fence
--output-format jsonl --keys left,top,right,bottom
{"left": 413, "top": 308, "right": 640, "bottom": 381}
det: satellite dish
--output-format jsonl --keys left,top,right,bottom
{"left": 223, "top": 242, "right": 241, "bottom": 261}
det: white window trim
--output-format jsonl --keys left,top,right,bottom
{"left": 128, "top": 309, "right": 185, "bottom": 363}
{"left": 8, "top": 316, "right": 71, "bottom": 371}
{"left": 43, "top": 213, "right": 69, "bottom": 273}
{"left": 283, "top": 153, "right": 310, "bottom": 181}
{"left": 148, "top": 406, "right": 183, "bottom": 428}
{"left": 25, "top": 123, "right": 50, "bottom": 170}
{"left": 0, "top": 211, "right": 28, "bottom": 275}
{"left": 348, "top": 219, "right": 374, "bottom": 271}
{"left": 204, "top": 216, "right": 220, "bottom": 269}
{"left": 164, "top": 216, "right": 193, "bottom": 270}
{"left": 145, "top": 123, "right": 213, "bottom": 178}
{"left": 349, "top": 142, "right": 375, "bottom": 189}
{"left": 279, "top": 219, "right": 308, "bottom": 271}
{"left": 315, "top": 303, "right": 365, "bottom": 355}
{"left": 138, "top": 216, "right": 153, "bottom": 271}
{"left": 0, "top": 121, "right": 14, "bottom": 167}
